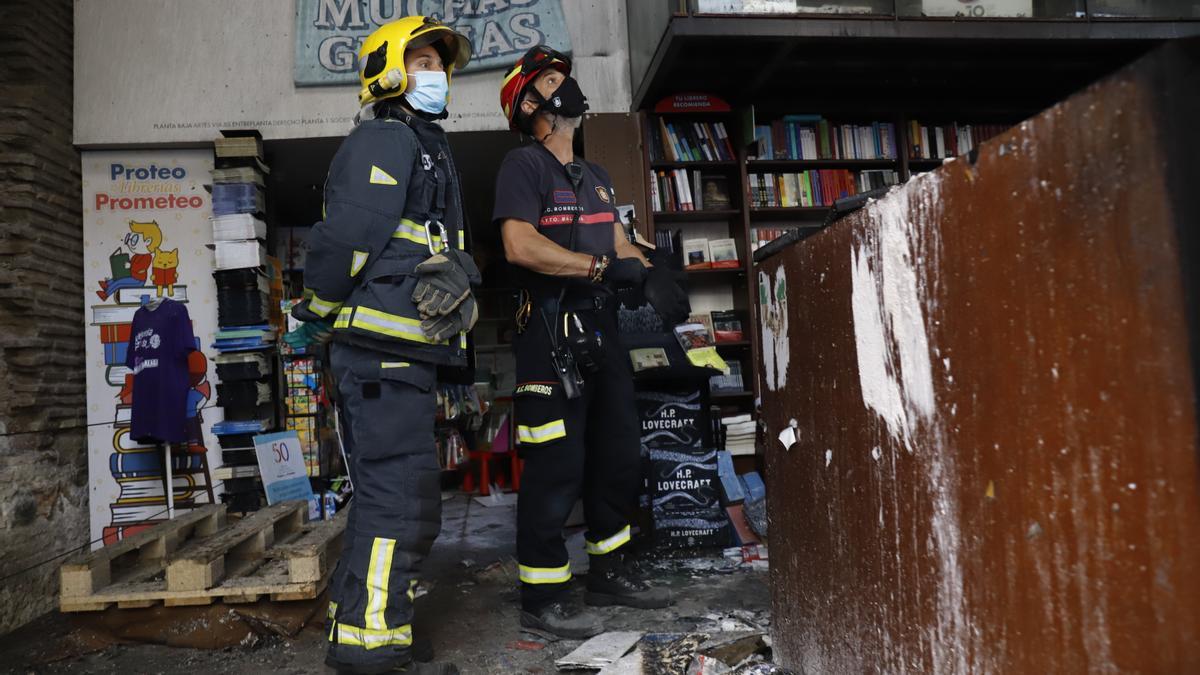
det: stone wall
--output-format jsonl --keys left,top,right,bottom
{"left": 0, "top": 0, "right": 88, "bottom": 634}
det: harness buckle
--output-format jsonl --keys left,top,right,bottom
{"left": 424, "top": 220, "right": 448, "bottom": 255}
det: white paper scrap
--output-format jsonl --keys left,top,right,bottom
{"left": 556, "top": 631, "right": 643, "bottom": 671}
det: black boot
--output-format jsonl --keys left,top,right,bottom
{"left": 520, "top": 600, "right": 605, "bottom": 639}
{"left": 585, "top": 553, "right": 672, "bottom": 609}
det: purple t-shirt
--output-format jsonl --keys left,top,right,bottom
{"left": 125, "top": 299, "right": 195, "bottom": 444}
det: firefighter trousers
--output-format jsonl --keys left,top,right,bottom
{"left": 513, "top": 303, "right": 642, "bottom": 611}
{"left": 325, "top": 341, "right": 441, "bottom": 668}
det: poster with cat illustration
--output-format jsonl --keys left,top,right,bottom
{"left": 81, "top": 149, "right": 222, "bottom": 547}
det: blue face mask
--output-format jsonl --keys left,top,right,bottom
{"left": 406, "top": 71, "right": 449, "bottom": 114}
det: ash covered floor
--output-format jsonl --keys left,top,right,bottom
{"left": 1, "top": 495, "right": 770, "bottom": 674}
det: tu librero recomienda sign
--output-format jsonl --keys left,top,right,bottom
{"left": 295, "top": 0, "right": 572, "bottom": 86}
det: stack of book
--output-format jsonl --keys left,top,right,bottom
{"left": 908, "top": 121, "right": 1008, "bottom": 160}
{"left": 721, "top": 413, "right": 756, "bottom": 456}
{"left": 644, "top": 117, "right": 736, "bottom": 163}
{"left": 751, "top": 116, "right": 898, "bottom": 161}
{"left": 636, "top": 388, "right": 732, "bottom": 549}
{"left": 210, "top": 131, "right": 277, "bottom": 512}
{"left": 748, "top": 169, "right": 898, "bottom": 208}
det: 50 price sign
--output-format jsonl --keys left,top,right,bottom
{"left": 253, "top": 431, "right": 313, "bottom": 505}
{"left": 271, "top": 440, "right": 292, "bottom": 463}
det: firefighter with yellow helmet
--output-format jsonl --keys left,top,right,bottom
{"left": 291, "top": 15, "right": 475, "bottom": 675}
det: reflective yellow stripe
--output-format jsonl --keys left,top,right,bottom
{"left": 392, "top": 218, "right": 444, "bottom": 249}
{"left": 364, "top": 537, "right": 396, "bottom": 631}
{"left": 457, "top": 230, "right": 465, "bottom": 250}
{"left": 334, "top": 622, "right": 413, "bottom": 650}
{"left": 305, "top": 290, "right": 341, "bottom": 318}
{"left": 408, "top": 579, "right": 418, "bottom": 601}
{"left": 517, "top": 419, "right": 566, "bottom": 444}
{"left": 518, "top": 563, "right": 571, "bottom": 585}
{"left": 381, "top": 361, "right": 410, "bottom": 368}
{"left": 348, "top": 306, "right": 448, "bottom": 345}
{"left": 327, "top": 600, "right": 338, "bottom": 620}
{"left": 459, "top": 333, "right": 467, "bottom": 350}
{"left": 586, "top": 525, "right": 632, "bottom": 555}
{"left": 351, "top": 250, "right": 369, "bottom": 277}
{"left": 334, "top": 307, "right": 352, "bottom": 329}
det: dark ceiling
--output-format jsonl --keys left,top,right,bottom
{"left": 643, "top": 34, "right": 1157, "bottom": 120}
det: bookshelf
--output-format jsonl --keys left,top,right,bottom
{"left": 637, "top": 95, "right": 1017, "bottom": 455}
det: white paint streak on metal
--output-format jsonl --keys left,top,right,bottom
{"left": 760, "top": 268, "right": 791, "bottom": 392}
{"left": 849, "top": 171, "right": 976, "bottom": 673}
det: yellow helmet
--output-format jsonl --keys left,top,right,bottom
{"left": 357, "top": 16, "right": 472, "bottom": 107}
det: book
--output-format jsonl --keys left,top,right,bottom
{"left": 214, "top": 135, "right": 263, "bottom": 159}
{"left": 210, "top": 166, "right": 265, "bottom": 186}
{"left": 673, "top": 322, "right": 714, "bottom": 351}
{"left": 647, "top": 118, "right": 734, "bottom": 164}
{"left": 629, "top": 347, "right": 670, "bottom": 372}
{"left": 114, "top": 285, "right": 189, "bottom": 305}
{"left": 711, "top": 310, "right": 744, "bottom": 342}
{"left": 100, "top": 323, "right": 133, "bottom": 344}
{"left": 709, "top": 238, "right": 739, "bottom": 269}
{"left": 214, "top": 240, "right": 267, "bottom": 270}
{"left": 687, "top": 312, "right": 715, "bottom": 338}
{"left": 212, "top": 213, "right": 267, "bottom": 241}
{"left": 91, "top": 304, "right": 140, "bottom": 325}
{"left": 711, "top": 360, "right": 744, "bottom": 393}
{"left": 682, "top": 238, "right": 710, "bottom": 269}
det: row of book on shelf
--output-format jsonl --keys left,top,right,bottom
{"left": 644, "top": 118, "right": 736, "bottom": 163}
{"left": 752, "top": 116, "right": 899, "bottom": 161}
{"left": 650, "top": 169, "right": 733, "bottom": 213}
{"left": 908, "top": 121, "right": 1007, "bottom": 160}
{"left": 751, "top": 226, "right": 798, "bottom": 251}
{"left": 749, "top": 169, "right": 898, "bottom": 209}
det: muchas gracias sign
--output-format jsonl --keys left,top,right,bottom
{"left": 295, "top": 0, "right": 573, "bottom": 85}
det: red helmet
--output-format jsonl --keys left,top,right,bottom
{"left": 499, "top": 46, "right": 572, "bottom": 133}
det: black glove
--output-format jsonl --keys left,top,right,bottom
{"left": 602, "top": 254, "right": 648, "bottom": 289}
{"left": 643, "top": 264, "right": 690, "bottom": 326}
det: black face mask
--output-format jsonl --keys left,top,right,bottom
{"left": 535, "top": 76, "right": 590, "bottom": 119}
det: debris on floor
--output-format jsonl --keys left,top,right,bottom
{"left": 555, "top": 631, "right": 643, "bottom": 670}
{"left": 3, "top": 494, "right": 774, "bottom": 674}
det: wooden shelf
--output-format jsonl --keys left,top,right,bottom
{"left": 686, "top": 265, "right": 747, "bottom": 277}
{"left": 712, "top": 390, "right": 754, "bottom": 400}
{"left": 653, "top": 209, "right": 742, "bottom": 222}
{"left": 650, "top": 160, "right": 739, "bottom": 170}
{"left": 714, "top": 340, "right": 751, "bottom": 349}
{"left": 750, "top": 207, "right": 830, "bottom": 219}
{"left": 908, "top": 158, "right": 949, "bottom": 168}
{"left": 747, "top": 158, "right": 899, "bottom": 169}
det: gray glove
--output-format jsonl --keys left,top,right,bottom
{"left": 419, "top": 295, "right": 478, "bottom": 342}
{"left": 411, "top": 250, "right": 481, "bottom": 318}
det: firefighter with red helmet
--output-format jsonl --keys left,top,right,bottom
{"left": 492, "top": 47, "right": 690, "bottom": 638}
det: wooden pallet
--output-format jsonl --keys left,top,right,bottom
{"left": 60, "top": 501, "right": 346, "bottom": 612}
